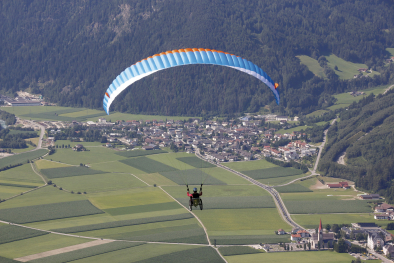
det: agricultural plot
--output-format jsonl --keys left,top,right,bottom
{"left": 219, "top": 246, "right": 262, "bottom": 256}
{"left": 0, "top": 224, "right": 48, "bottom": 245}
{"left": 22, "top": 110, "right": 104, "bottom": 122}
{"left": 52, "top": 213, "right": 193, "bottom": 233}
{"left": 225, "top": 250, "right": 377, "bottom": 263}
{"left": 89, "top": 161, "right": 145, "bottom": 174}
{"left": 326, "top": 54, "right": 377, "bottom": 80}
{"left": 120, "top": 157, "right": 177, "bottom": 174}
{"left": 54, "top": 140, "right": 104, "bottom": 147}
{"left": 0, "top": 149, "right": 48, "bottom": 169}
{"left": 40, "top": 166, "right": 105, "bottom": 179}
{"left": 0, "top": 200, "right": 103, "bottom": 223}
{"left": 136, "top": 173, "right": 178, "bottom": 186}
{"left": 296, "top": 55, "right": 326, "bottom": 78}
{"left": 148, "top": 153, "right": 195, "bottom": 170}
{"left": 176, "top": 156, "right": 216, "bottom": 168}
{"left": 176, "top": 196, "right": 275, "bottom": 210}
{"left": 103, "top": 202, "right": 181, "bottom": 216}
{"left": 0, "top": 163, "right": 43, "bottom": 185}
{"left": 160, "top": 169, "right": 225, "bottom": 185}
{"left": 0, "top": 234, "right": 89, "bottom": 259}
{"left": 292, "top": 213, "right": 380, "bottom": 229}
{"left": 0, "top": 186, "right": 87, "bottom": 209}
{"left": 44, "top": 147, "right": 125, "bottom": 165}
{"left": 258, "top": 173, "right": 306, "bottom": 186}
{"left": 223, "top": 160, "right": 277, "bottom": 171}
{"left": 201, "top": 167, "right": 251, "bottom": 185}
{"left": 115, "top": 150, "right": 167, "bottom": 158}
{"left": 135, "top": 247, "right": 223, "bottom": 263}
{"left": 243, "top": 167, "right": 302, "bottom": 180}
{"left": 29, "top": 242, "right": 145, "bottom": 263}
{"left": 88, "top": 187, "right": 174, "bottom": 209}
{"left": 0, "top": 185, "right": 37, "bottom": 200}
{"left": 274, "top": 184, "right": 312, "bottom": 193}
{"left": 52, "top": 173, "right": 147, "bottom": 193}
{"left": 0, "top": 256, "right": 17, "bottom": 263}
{"left": 284, "top": 199, "right": 372, "bottom": 214}
{"left": 212, "top": 234, "right": 289, "bottom": 245}
{"left": 387, "top": 48, "right": 394, "bottom": 57}
{"left": 35, "top": 159, "right": 72, "bottom": 170}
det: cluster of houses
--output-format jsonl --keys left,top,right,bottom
{"left": 374, "top": 203, "right": 394, "bottom": 220}
{"left": 44, "top": 115, "right": 316, "bottom": 163}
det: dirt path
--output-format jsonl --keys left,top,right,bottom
{"left": 14, "top": 240, "right": 113, "bottom": 262}
{"left": 383, "top": 84, "right": 394, "bottom": 94}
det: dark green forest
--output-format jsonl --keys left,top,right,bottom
{"left": 318, "top": 90, "right": 394, "bottom": 202}
{"left": 1, "top": 0, "right": 394, "bottom": 116}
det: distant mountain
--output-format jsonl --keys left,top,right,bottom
{"left": 1, "top": 0, "right": 394, "bottom": 116}
{"left": 319, "top": 90, "right": 394, "bottom": 202}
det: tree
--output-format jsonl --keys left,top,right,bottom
{"left": 387, "top": 222, "right": 394, "bottom": 230}
{"left": 308, "top": 242, "right": 311, "bottom": 250}
{"left": 325, "top": 224, "right": 331, "bottom": 232}
{"left": 291, "top": 246, "right": 293, "bottom": 251}
{"left": 331, "top": 224, "right": 340, "bottom": 233}
{"left": 334, "top": 239, "right": 347, "bottom": 253}
{"left": 304, "top": 243, "right": 306, "bottom": 250}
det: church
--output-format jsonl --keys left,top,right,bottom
{"left": 310, "top": 219, "right": 335, "bottom": 249}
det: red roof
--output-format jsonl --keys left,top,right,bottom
{"left": 292, "top": 234, "right": 301, "bottom": 238}
{"left": 319, "top": 218, "right": 322, "bottom": 233}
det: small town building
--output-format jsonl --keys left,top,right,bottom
{"left": 368, "top": 232, "right": 385, "bottom": 250}
{"left": 327, "top": 181, "right": 350, "bottom": 189}
{"left": 375, "top": 203, "right": 394, "bottom": 213}
{"left": 277, "top": 229, "right": 286, "bottom": 235}
{"left": 310, "top": 219, "right": 334, "bottom": 249}
{"left": 383, "top": 245, "right": 394, "bottom": 258}
{"left": 291, "top": 234, "right": 302, "bottom": 242}
{"left": 360, "top": 194, "right": 380, "bottom": 200}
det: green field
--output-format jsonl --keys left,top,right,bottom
{"left": 177, "top": 156, "right": 216, "bottom": 168}
{"left": 219, "top": 246, "right": 262, "bottom": 256}
{"left": 147, "top": 153, "right": 195, "bottom": 170}
{"left": 0, "top": 234, "right": 89, "bottom": 259}
{"left": 115, "top": 150, "right": 168, "bottom": 158}
{"left": 259, "top": 173, "right": 307, "bottom": 186}
{"left": 136, "top": 173, "right": 178, "bottom": 186}
{"left": 40, "top": 166, "right": 106, "bottom": 179}
{"left": 212, "top": 234, "right": 289, "bottom": 245}
{"left": 292, "top": 213, "right": 381, "bottom": 229}
{"left": 225, "top": 250, "right": 378, "bottom": 263}
{"left": 176, "top": 196, "right": 275, "bottom": 209}
{"left": 325, "top": 54, "right": 375, "bottom": 79}
{"left": 0, "top": 163, "right": 43, "bottom": 185}
{"left": 0, "top": 200, "right": 103, "bottom": 223}
{"left": 54, "top": 140, "right": 104, "bottom": 147}
{"left": 30, "top": 242, "right": 145, "bottom": 263}
{"left": 120, "top": 157, "right": 178, "bottom": 174}
{"left": 35, "top": 159, "right": 72, "bottom": 170}
{"left": 223, "top": 160, "right": 277, "bottom": 171}
{"left": 0, "top": 149, "right": 48, "bottom": 169}
{"left": 1, "top": 106, "right": 198, "bottom": 122}
{"left": 274, "top": 184, "right": 313, "bottom": 193}
{"left": 284, "top": 199, "right": 372, "bottom": 214}
{"left": 103, "top": 202, "right": 181, "bottom": 216}
{"left": 89, "top": 161, "right": 145, "bottom": 174}
{"left": 160, "top": 169, "right": 225, "bottom": 185}
{"left": 0, "top": 224, "right": 48, "bottom": 245}
{"left": 243, "top": 167, "right": 303, "bottom": 180}
{"left": 328, "top": 84, "right": 390, "bottom": 110}
{"left": 387, "top": 48, "right": 394, "bottom": 57}
{"left": 52, "top": 173, "right": 148, "bottom": 193}
{"left": 276, "top": 125, "right": 311, "bottom": 134}
{"left": 201, "top": 167, "right": 251, "bottom": 185}
{"left": 296, "top": 55, "right": 326, "bottom": 78}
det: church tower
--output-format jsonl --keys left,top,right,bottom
{"left": 318, "top": 218, "right": 322, "bottom": 242}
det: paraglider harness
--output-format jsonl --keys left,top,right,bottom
{"left": 187, "top": 184, "right": 203, "bottom": 211}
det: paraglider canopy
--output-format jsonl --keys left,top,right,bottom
{"left": 103, "top": 48, "right": 279, "bottom": 114}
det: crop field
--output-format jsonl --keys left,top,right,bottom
{"left": 0, "top": 185, "right": 36, "bottom": 200}
{"left": 120, "top": 157, "right": 177, "bottom": 174}
{"left": 258, "top": 173, "right": 307, "bottom": 186}
{"left": 160, "top": 169, "right": 225, "bottom": 185}
{"left": 284, "top": 199, "right": 372, "bottom": 214}
{"left": 225, "top": 250, "right": 378, "bottom": 263}
{"left": 219, "top": 246, "right": 262, "bottom": 256}
{"left": 0, "top": 149, "right": 48, "bottom": 169}
{"left": 201, "top": 167, "right": 251, "bottom": 185}
{"left": 223, "top": 160, "right": 277, "bottom": 171}
{"left": 212, "top": 234, "right": 289, "bottom": 245}
{"left": 103, "top": 202, "right": 181, "bottom": 216}
{"left": 53, "top": 213, "right": 193, "bottom": 233}
{"left": 275, "top": 125, "right": 312, "bottom": 135}
{"left": 328, "top": 84, "right": 389, "bottom": 110}
{"left": 196, "top": 208, "right": 290, "bottom": 233}
{"left": 88, "top": 188, "right": 174, "bottom": 209}
{"left": 44, "top": 147, "right": 125, "bottom": 165}
{"left": 176, "top": 196, "right": 275, "bottom": 210}
{"left": 243, "top": 167, "right": 303, "bottom": 180}
{"left": 177, "top": 156, "right": 216, "bottom": 168}
{"left": 296, "top": 55, "right": 326, "bottom": 78}
{"left": 35, "top": 159, "right": 72, "bottom": 170}
{"left": 29, "top": 242, "right": 145, "bottom": 263}
{"left": 52, "top": 173, "right": 148, "bottom": 193}
{"left": 0, "top": 224, "right": 48, "bottom": 245}
{"left": 147, "top": 153, "right": 195, "bottom": 170}
{"left": 0, "top": 163, "right": 43, "bottom": 185}
{"left": 54, "top": 140, "right": 104, "bottom": 147}
{"left": 0, "top": 200, "right": 103, "bottom": 223}
{"left": 136, "top": 173, "right": 178, "bottom": 186}
{"left": 0, "top": 256, "right": 17, "bottom": 263}
{"left": 0, "top": 234, "right": 89, "bottom": 259}
{"left": 274, "top": 184, "right": 313, "bottom": 193}
{"left": 89, "top": 161, "right": 145, "bottom": 174}
{"left": 115, "top": 150, "right": 167, "bottom": 158}
{"left": 292, "top": 213, "right": 381, "bottom": 229}
{"left": 40, "top": 166, "right": 105, "bottom": 179}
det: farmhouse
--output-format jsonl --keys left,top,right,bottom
{"left": 360, "top": 194, "right": 380, "bottom": 200}
{"left": 277, "top": 229, "right": 286, "bottom": 235}
{"left": 375, "top": 203, "right": 394, "bottom": 213}
{"left": 327, "top": 181, "right": 350, "bottom": 189}
{"left": 291, "top": 234, "right": 301, "bottom": 241}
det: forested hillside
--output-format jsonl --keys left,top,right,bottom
{"left": 1, "top": 0, "right": 394, "bottom": 116}
{"left": 319, "top": 90, "right": 394, "bottom": 202}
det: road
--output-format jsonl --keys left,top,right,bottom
{"left": 24, "top": 119, "right": 45, "bottom": 149}
{"left": 383, "top": 84, "right": 394, "bottom": 95}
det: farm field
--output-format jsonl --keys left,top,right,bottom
{"left": 0, "top": 163, "right": 43, "bottom": 185}
{"left": 274, "top": 183, "right": 312, "bottom": 193}
{"left": 296, "top": 55, "right": 326, "bottom": 78}
{"left": 147, "top": 152, "right": 195, "bottom": 170}
{"left": 0, "top": 149, "right": 48, "bottom": 169}
{"left": 306, "top": 109, "right": 329, "bottom": 118}
{"left": 223, "top": 159, "right": 277, "bottom": 171}
{"left": 201, "top": 167, "right": 252, "bottom": 185}
{"left": 54, "top": 140, "right": 104, "bottom": 147}
{"left": 120, "top": 157, "right": 178, "bottom": 174}
{"left": 258, "top": 173, "right": 307, "bottom": 186}
{"left": 325, "top": 54, "right": 375, "bottom": 79}
{"left": 35, "top": 159, "right": 73, "bottom": 170}
{"left": 243, "top": 167, "right": 302, "bottom": 180}
{"left": 114, "top": 149, "right": 167, "bottom": 158}
{"left": 1, "top": 106, "right": 198, "bottom": 122}
{"left": 225, "top": 250, "right": 378, "bottom": 263}
{"left": 328, "top": 84, "right": 390, "bottom": 110}
{"left": 40, "top": 166, "right": 106, "bottom": 179}
{"left": 0, "top": 233, "right": 89, "bottom": 259}
{"left": 388, "top": 48, "right": 394, "bottom": 56}
{"left": 160, "top": 169, "right": 225, "bottom": 185}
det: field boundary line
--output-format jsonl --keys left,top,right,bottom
{"left": 31, "top": 162, "right": 47, "bottom": 184}
{"left": 127, "top": 173, "right": 150, "bottom": 186}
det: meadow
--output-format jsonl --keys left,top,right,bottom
{"left": 120, "top": 157, "right": 178, "bottom": 174}
{"left": 274, "top": 184, "right": 312, "bottom": 193}
{"left": 328, "top": 84, "right": 390, "bottom": 110}
{"left": 0, "top": 163, "right": 43, "bottom": 186}
{"left": 115, "top": 149, "right": 167, "bottom": 158}
{"left": 40, "top": 166, "right": 106, "bottom": 179}
{"left": 160, "top": 169, "right": 225, "bottom": 185}
{"left": 177, "top": 156, "right": 216, "bottom": 168}
{"left": 0, "top": 200, "right": 103, "bottom": 223}
{"left": 284, "top": 199, "right": 372, "bottom": 214}
{"left": 218, "top": 246, "right": 262, "bottom": 256}
{"left": 0, "top": 149, "right": 48, "bottom": 169}
{"left": 103, "top": 202, "right": 181, "bottom": 216}
{"left": 243, "top": 167, "right": 303, "bottom": 180}
{"left": 223, "top": 159, "right": 277, "bottom": 171}
{"left": 387, "top": 48, "right": 394, "bottom": 57}
{"left": 176, "top": 196, "right": 276, "bottom": 210}
{"left": 225, "top": 250, "right": 378, "bottom": 263}
{"left": 296, "top": 55, "right": 326, "bottom": 78}
{"left": 29, "top": 242, "right": 145, "bottom": 263}
{"left": 325, "top": 54, "right": 376, "bottom": 79}
{"left": 0, "top": 224, "right": 48, "bottom": 245}
{"left": 258, "top": 173, "right": 307, "bottom": 186}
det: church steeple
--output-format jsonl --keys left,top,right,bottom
{"left": 318, "top": 218, "right": 322, "bottom": 242}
